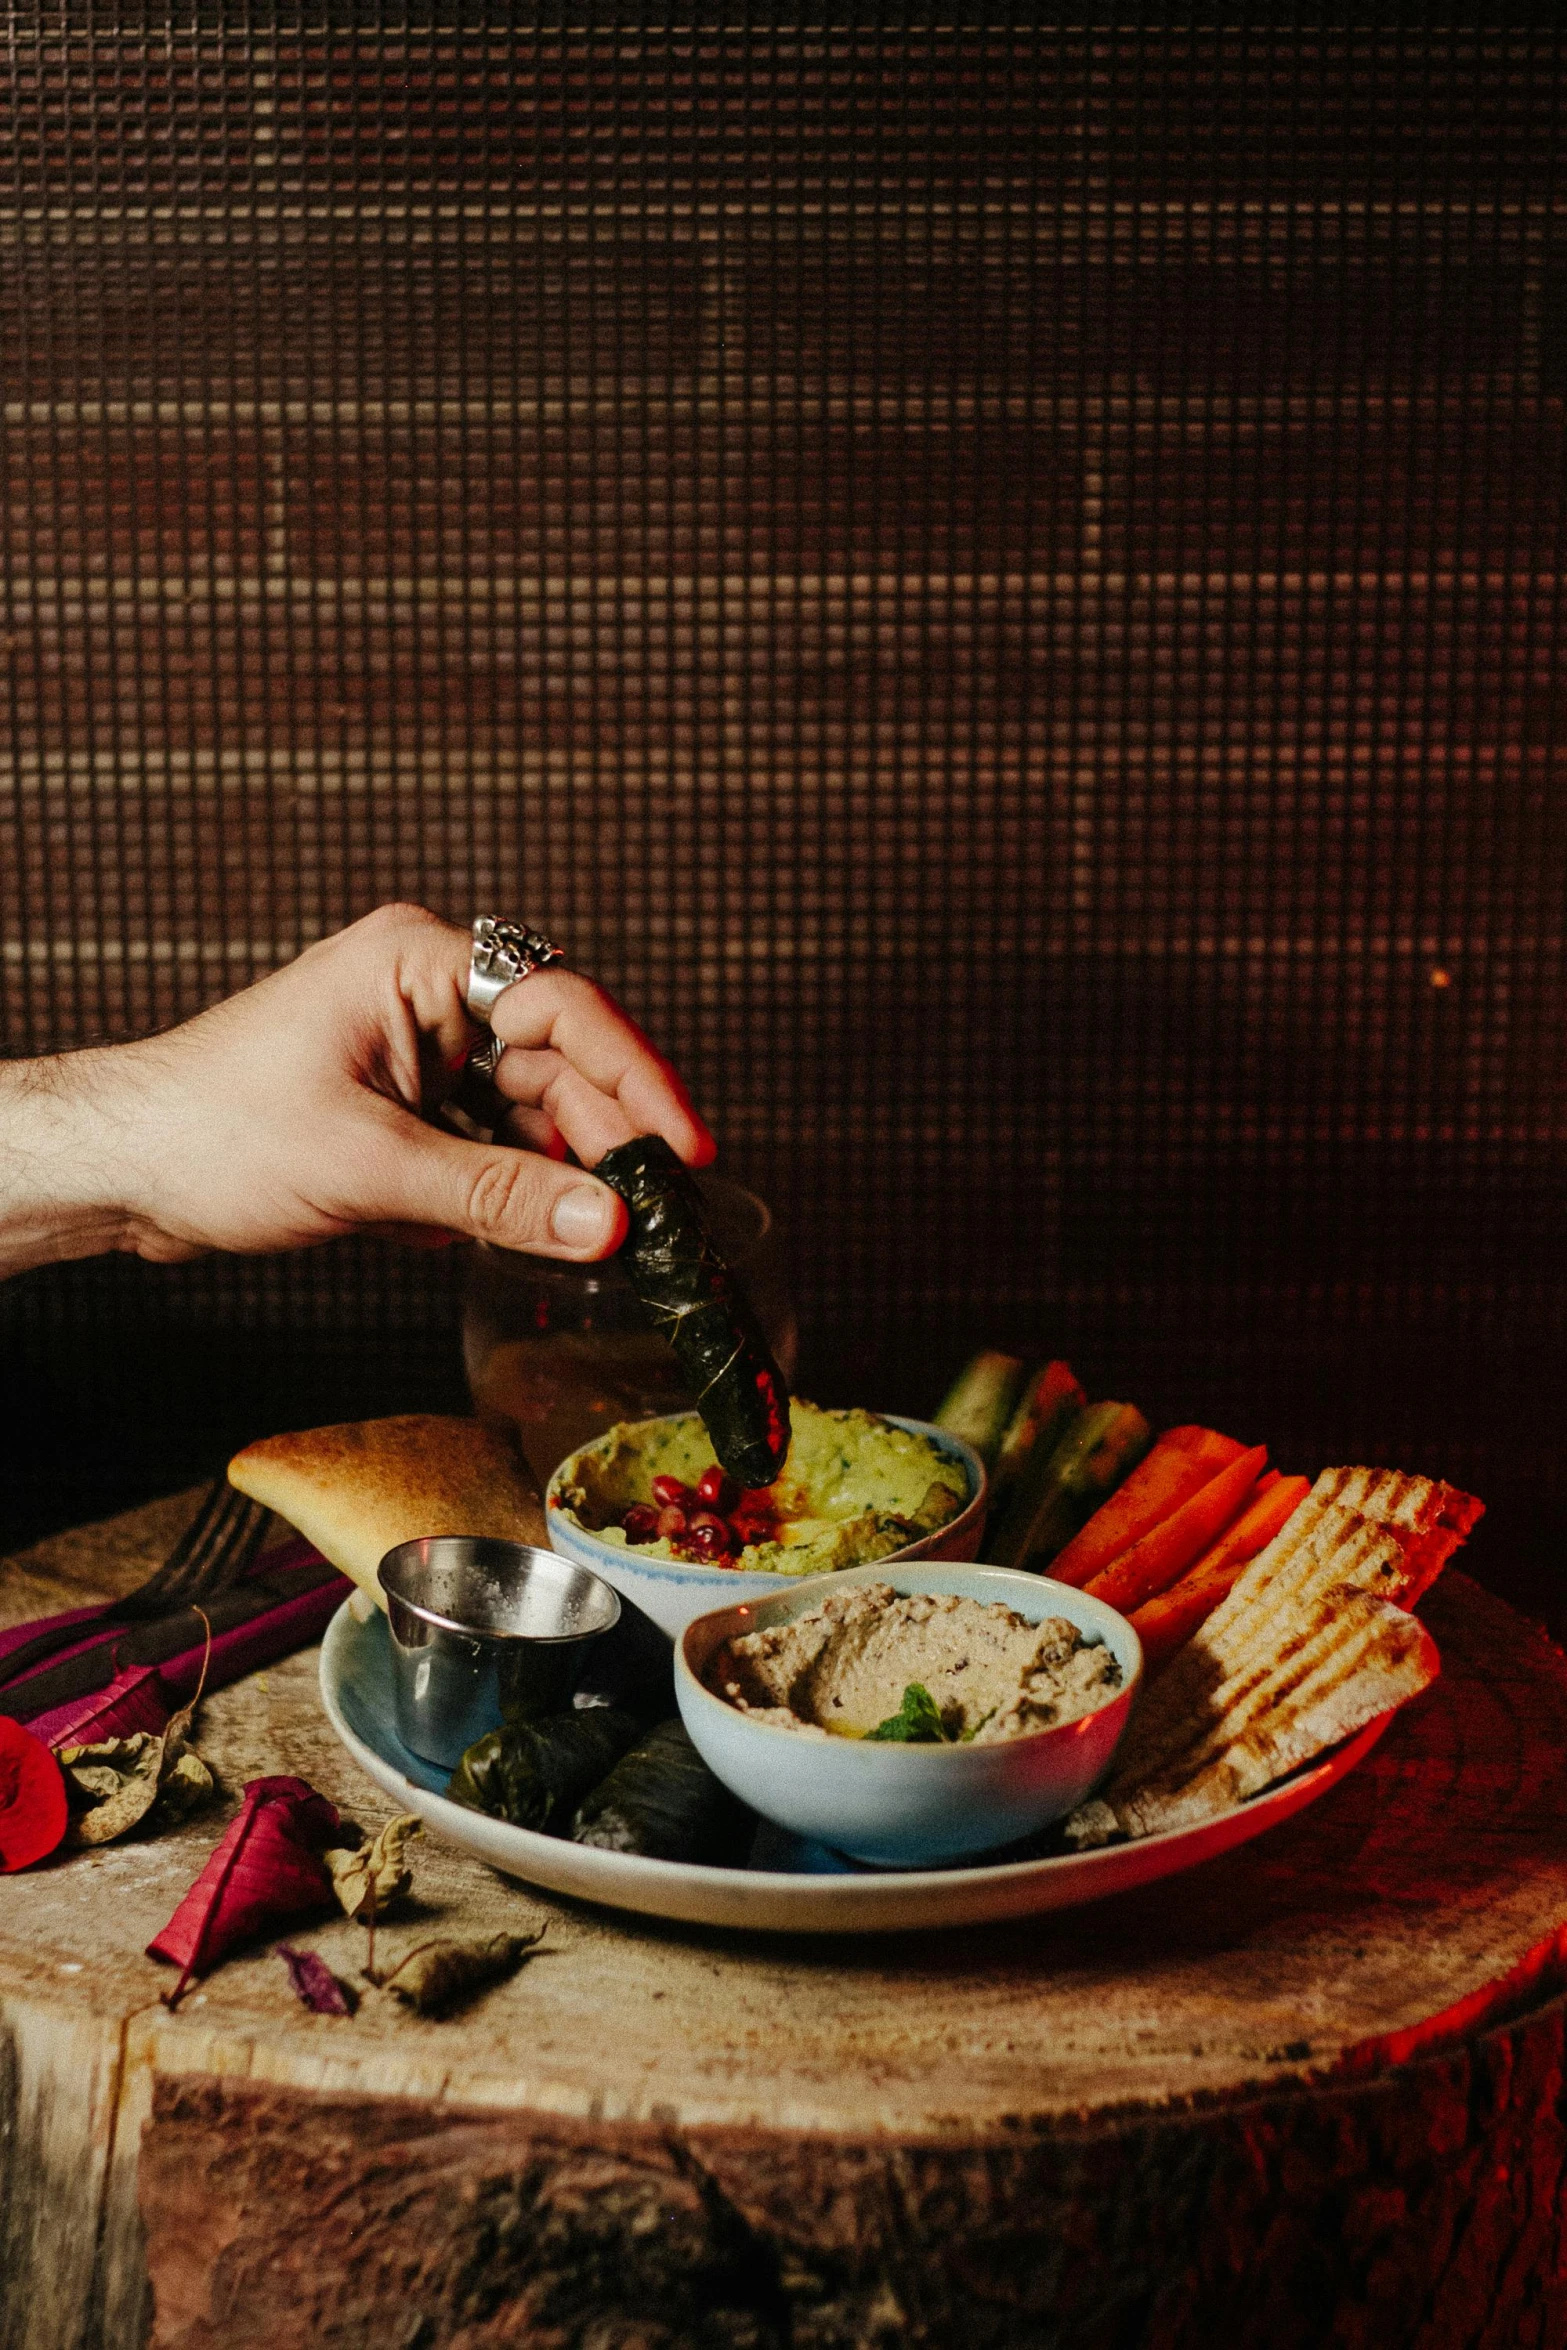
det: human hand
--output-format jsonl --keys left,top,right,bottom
{"left": 0, "top": 904, "right": 714, "bottom": 1276}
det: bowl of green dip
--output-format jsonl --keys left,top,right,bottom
{"left": 546, "top": 1401, "right": 987, "bottom": 1638}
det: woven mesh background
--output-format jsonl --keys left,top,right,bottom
{"left": 1, "top": 21, "right": 1564, "bottom": 1582}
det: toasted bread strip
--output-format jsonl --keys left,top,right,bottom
{"left": 1205, "top": 1471, "right": 1407, "bottom": 1627}
{"left": 1073, "top": 1593, "right": 1437, "bottom": 1847}
{"left": 1273, "top": 1467, "right": 1482, "bottom": 1605}
{"left": 1065, "top": 1462, "right": 1478, "bottom": 1847}
{"left": 1121, "top": 1588, "right": 1431, "bottom": 1814}
{"left": 1130, "top": 1465, "right": 1453, "bottom": 1746}
{"left": 1175, "top": 1508, "right": 1407, "bottom": 1690}
{"left": 1115, "top": 1602, "right": 1438, "bottom": 1840}
{"left": 1315, "top": 1468, "right": 1485, "bottom": 1605}
{"left": 1102, "top": 1505, "right": 1406, "bottom": 1795}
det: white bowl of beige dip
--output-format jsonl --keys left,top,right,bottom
{"left": 675, "top": 1563, "right": 1141, "bottom": 1867}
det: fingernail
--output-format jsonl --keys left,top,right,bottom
{"left": 551, "top": 1185, "right": 615, "bottom": 1250}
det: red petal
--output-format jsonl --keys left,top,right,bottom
{"left": 44, "top": 1667, "right": 172, "bottom": 1751}
{"left": 147, "top": 1775, "right": 340, "bottom": 1982}
{"left": 0, "top": 1716, "right": 69, "bottom": 1872}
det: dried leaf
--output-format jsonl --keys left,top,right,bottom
{"left": 324, "top": 1814, "right": 421, "bottom": 1926}
{"left": 158, "top": 1747, "right": 218, "bottom": 1821}
{"left": 277, "top": 1943, "right": 357, "bottom": 2016}
{"left": 59, "top": 1729, "right": 217, "bottom": 1850}
{"left": 159, "top": 1609, "right": 212, "bottom": 1766}
{"left": 60, "top": 1734, "right": 165, "bottom": 1846}
{"left": 148, "top": 1775, "right": 341, "bottom": 2005}
{"left": 0, "top": 1715, "right": 68, "bottom": 1873}
{"left": 379, "top": 1930, "right": 542, "bottom": 2016}
{"left": 45, "top": 1667, "right": 171, "bottom": 1751}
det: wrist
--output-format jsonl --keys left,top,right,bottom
{"left": 0, "top": 1047, "right": 142, "bottom": 1278}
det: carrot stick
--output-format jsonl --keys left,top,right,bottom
{"left": 1083, "top": 1444, "right": 1269, "bottom": 1615}
{"left": 1129, "top": 1474, "right": 1313, "bottom": 1671}
{"left": 1047, "top": 1426, "right": 1248, "bottom": 1589}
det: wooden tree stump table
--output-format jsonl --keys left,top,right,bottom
{"left": 5, "top": 1493, "right": 1567, "bottom": 2350}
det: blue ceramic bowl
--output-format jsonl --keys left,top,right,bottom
{"left": 545, "top": 1414, "right": 987, "bottom": 1640}
{"left": 674, "top": 1562, "right": 1141, "bottom": 1867}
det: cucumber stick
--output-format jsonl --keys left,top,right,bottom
{"left": 987, "top": 1399, "right": 1153, "bottom": 1572}
{"left": 990, "top": 1360, "right": 1087, "bottom": 1508}
{"left": 933, "top": 1351, "right": 1027, "bottom": 1467}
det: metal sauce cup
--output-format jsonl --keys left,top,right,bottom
{"left": 377, "top": 1537, "right": 621, "bottom": 1770}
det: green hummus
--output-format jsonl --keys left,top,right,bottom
{"left": 550, "top": 1400, "right": 967, "bottom": 1577}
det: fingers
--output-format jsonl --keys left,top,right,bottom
{"left": 496, "top": 1103, "right": 568, "bottom": 1159}
{"left": 338, "top": 906, "right": 714, "bottom": 1168}
{"left": 356, "top": 1101, "right": 628, "bottom": 1260}
{"left": 363, "top": 903, "right": 476, "bottom": 1069}
{"left": 489, "top": 1048, "right": 638, "bottom": 1164}
{"left": 488, "top": 968, "right": 715, "bottom": 1167}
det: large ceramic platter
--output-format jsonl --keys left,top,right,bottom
{"left": 319, "top": 1600, "right": 1393, "bottom": 1934}
{"left": 320, "top": 1602, "right": 1390, "bottom": 1932}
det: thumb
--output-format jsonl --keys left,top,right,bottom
{"left": 362, "top": 1114, "right": 628, "bottom": 1260}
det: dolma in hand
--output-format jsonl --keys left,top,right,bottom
{"left": 596, "top": 1135, "right": 790, "bottom": 1488}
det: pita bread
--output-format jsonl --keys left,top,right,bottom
{"left": 228, "top": 1414, "right": 548, "bottom": 1608}
{"left": 1117, "top": 1502, "right": 1409, "bottom": 1789}
{"left": 1304, "top": 1466, "right": 1484, "bottom": 1605}
{"left": 1064, "top": 1461, "right": 1479, "bottom": 1848}
{"left": 1115, "top": 1603, "right": 1439, "bottom": 1841}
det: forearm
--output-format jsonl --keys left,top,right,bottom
{"left": 0, "top": 908, "right": 709, "bottom": 1278}
{"left": 0, "top": 1050, "right": 140, "bottom": 1278}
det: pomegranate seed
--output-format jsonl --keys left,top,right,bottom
{"left": 655, "top": 1504, "right": 689, "bottom": 1541}
{"left": 696, "top": 1465, "right": 735, "bottom": 1512}
{"left": 621, "top": 1503, "right": 660, "bottom": 1545}
{"left": 687, "top": 1521, "right": 732, "bottom": 1561}
{"left": 689, "top": 1510, "right": 733, "bottom": 1550}
{"left": 651, "top": 1475, "right": 694, "bottom": 1510}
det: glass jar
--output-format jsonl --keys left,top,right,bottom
{"left": 461, "top": 1174, "right": 798, "bottom": 1493}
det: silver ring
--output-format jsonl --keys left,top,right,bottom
{"left": 466, "top": 915, "right": 567, "bottom": 1027}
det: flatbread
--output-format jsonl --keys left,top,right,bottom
{"left": 1112, "top": 1594, "right": 1439, "bottom": 1841}
{"left": 1064, "top": 1461, "right": 1480, "bottom": 1848}
{"left": 228, "top": 1414, "right": 548, "bottom": 1608}
{"left": 1303, "top": 1465, "right": 1485, "bottom": 1605}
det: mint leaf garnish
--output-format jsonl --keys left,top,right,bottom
{"left": 866, "top": 1682, "right": 953, "bottom": 1743}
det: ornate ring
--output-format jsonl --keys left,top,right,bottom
{"left": 465, "top": 915, "right": 567, "bottom": 1026}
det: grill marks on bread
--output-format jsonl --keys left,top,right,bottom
{"left": 1066, "top": 1464, "right": 1481, "bottom": 1847}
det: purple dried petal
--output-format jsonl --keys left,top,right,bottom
{"left": 277, "top": 1942, "right": 356, "bottom": 2016}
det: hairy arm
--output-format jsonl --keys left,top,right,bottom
{"left": 0, "top": 906, "right": 714, "bottom": 1281}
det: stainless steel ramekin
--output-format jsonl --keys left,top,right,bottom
{"left": 377, "top": 1536, "right": 620, "bottom": 1769}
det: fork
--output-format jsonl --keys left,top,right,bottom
{"left": 0, "top": 1477, "right": 272, "bottom": 1692}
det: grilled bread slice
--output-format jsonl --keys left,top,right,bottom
{"left": 1066, "top": 1463, "right": 1480, "bottom": 1848}
{"left": 1304, "top": 1466, "right": 1485, "bottom": 1606}
{"left": 1110, "top": 1592, "right": 1439, "bottom": 1842}
{"left": 228, "top": 1413, "right": 548, "bottom": 1608}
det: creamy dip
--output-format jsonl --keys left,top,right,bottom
{"left": 707, "top": 1581, "right": 1122, "bottom": 1743}
{"left": 551, "top": 1401, "right": 966, "bottom": 1577}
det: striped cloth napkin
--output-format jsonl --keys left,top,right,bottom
{"left": 0, "top": 1536, "right": 351, "bottom": 1746}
